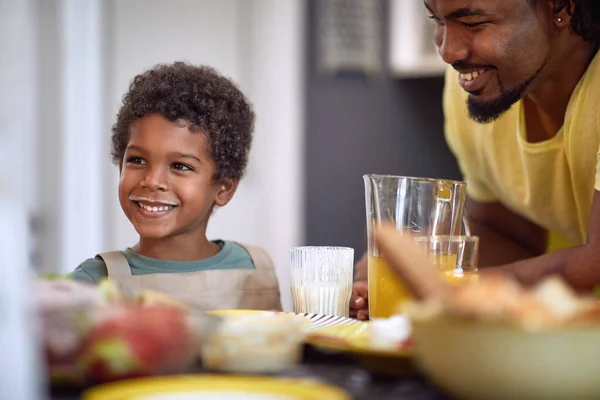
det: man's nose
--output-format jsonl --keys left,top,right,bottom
{"left": 437, "top": 26, "right": 470, "bottom": 66}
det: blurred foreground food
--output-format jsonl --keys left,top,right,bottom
{"left": 35, "top": 279, "right": 209, "bottom": 385}
{"left": 35, "top": 278, "right": 307, "bottom": 386}
{"left": 407, "top": 274, "right": 600, "bottom": 330}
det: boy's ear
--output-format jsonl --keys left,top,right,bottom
{"left": 214, "top": 178, "right": 238, "bottom": 207}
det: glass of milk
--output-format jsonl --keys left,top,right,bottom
{"left": 290, "top": 246, "right": 354, "bottom": 317}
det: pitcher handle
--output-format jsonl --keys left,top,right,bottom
{"left": 462, "top": 215, "right": 471, "bottom": 236}
{"left": 436, "top": 182, "right": 453, "bottom": 202}
{"left": 436, "top": 182, "right": 470, "bottom": 236}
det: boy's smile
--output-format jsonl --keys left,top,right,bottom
{"left": 130, "top": 195, "right": 178, "bottom": 218}
{"left": 118, "top": 114, "right": 235, "bottom": 241}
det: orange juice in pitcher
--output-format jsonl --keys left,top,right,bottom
{"left": 368, "top": 248, "right": 478, "bottom": 318}
{"left": 368, "top": 255, "right": 412, "bottom": 319}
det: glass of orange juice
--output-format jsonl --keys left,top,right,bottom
{"left": 413, "top": 235, "right": 479, "bottom": 286}
{"left": 364, "top": 175, "right": 468, "bottom": 319}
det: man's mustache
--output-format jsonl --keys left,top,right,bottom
{"left": 452, "top": 61, "right": 495, "bottom": 71}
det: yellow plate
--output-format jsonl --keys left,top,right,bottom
{"left": 83, "top": 375, "right": 350, "bottom": 400}
{"left": 206, "top": 310, "right": 312, "bottom": 328}
{"left": 206, "top": 309, "right": 271, "bottom": 317}
{"left": 307, "top": 322, "right": 412, "bottom": 358}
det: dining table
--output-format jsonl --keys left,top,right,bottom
{"left": 50, "top": 344, "right": 455, "bottom": 400}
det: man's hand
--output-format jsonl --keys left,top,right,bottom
{"left": 349, "top": 281, "right": 369, "bottom": 320}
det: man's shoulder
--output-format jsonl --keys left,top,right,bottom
{"left": 580, "top": 49, "right": 600, "bottom": 96}
{"left": 573, "top": 50, "right": 600, "bottom": 129}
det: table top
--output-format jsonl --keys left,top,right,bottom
{"left": 50, "top": 345, "right": 455, "bottom": 400}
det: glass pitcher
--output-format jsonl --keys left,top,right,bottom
{"left": 363, "top": 174, "right": 468, "bottom": 319}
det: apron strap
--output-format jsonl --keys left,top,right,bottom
{"left": 237, "top": 243, "right": 275, "bottom": 271}
{"left": 236, "top": 242, "right": 282, "bottom": 311}
{"left": 97, "top": 251, "right": 132, "bottom": 277}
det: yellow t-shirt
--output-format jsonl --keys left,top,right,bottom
{"left": 443, "top": 50, "right": 600, "bottom": 248}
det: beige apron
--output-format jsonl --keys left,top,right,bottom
{"left": 97, "top": 243, "right": 282, "bottom": 312}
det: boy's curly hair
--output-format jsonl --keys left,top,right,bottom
{"left": 112, "top": 62, "right": 255, "bottom": 181}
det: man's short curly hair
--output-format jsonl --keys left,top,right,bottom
{"left": 566, "top": 0, "right": 600, "bottom": 45}
{"left": 529, "top": 0, "right": 600, "bottom": 45}
{"left": 112, "top": 62, "right": 255, "bottom": 181}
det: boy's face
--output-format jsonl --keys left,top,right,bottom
{"left": 118, "top": 114, "right": 236, "bottom": 240}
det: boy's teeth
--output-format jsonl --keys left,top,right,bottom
{"left": 139, "top": 203, "right": 173, "bottom": 212}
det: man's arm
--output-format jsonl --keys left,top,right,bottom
{"left": 467, "top": 197, "right": 548, "bottom": 266}
{"left": 499, "top": 190, "right": 600, "bottom": 291}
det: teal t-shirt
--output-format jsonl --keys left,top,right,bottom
{"left": 70, "top": 240, "right": 254, "bottom": 284}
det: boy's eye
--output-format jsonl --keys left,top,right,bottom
{"left": 172, "top": 162, "right": 194, "bottom": 171}
{"left": 126, "top": 156, "right": 145, "bottom": 165}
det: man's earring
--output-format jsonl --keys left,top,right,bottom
{"left": 557, "top": 17, "right": 563, "bottom": 22}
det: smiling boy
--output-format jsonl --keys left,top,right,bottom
{"left": 71, "top": 62, "right": 281, "bottom": 311}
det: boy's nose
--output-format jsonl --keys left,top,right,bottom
{"left": 141, "top": 168, "right": 168, "bottom": 191}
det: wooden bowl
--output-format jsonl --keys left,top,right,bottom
{"left": 411, "top": 317, "right": 600, "bottom": 400}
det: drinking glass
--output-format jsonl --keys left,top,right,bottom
{"left": 413, "top": 235, "right": 479, "bottom": 285}
{"left": 290, "top": 246, "right": 354, "bottom": 317}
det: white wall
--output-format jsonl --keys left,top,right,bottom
{"left": 34, "top": 0, "right": 106, "bottom": 276}
{"left": 33, "top": 0, "right": 305, "bottom": 311}
{"left": 0, "top": 0, "right": 38, "bottom": 205}
{"left": 239, "top": 0, "right": 305, "bottom": 311}
{"left": 60, "top": 0, "right": 106, "bottom": 276}
{"left": 0, "top": 2, "right": 45, "bottom": 398}
{"left": 0, "top": 0, "right": 38, "bottom": 274}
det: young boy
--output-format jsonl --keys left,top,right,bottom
{"left": 71, "top": 62, "right": 281, "bottom": 311}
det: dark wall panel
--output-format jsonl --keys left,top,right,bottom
{"left": 304, "top": 0, "right": 462, "bottom": 259}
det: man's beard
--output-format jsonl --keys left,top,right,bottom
{"left": 466, "top": 61, "right": 547, "bottom": 124}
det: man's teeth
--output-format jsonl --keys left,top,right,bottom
{"left": 460, "top": 69, "right": 486, "bottom": 81}
{"left": 138, "top": 203, "right": 174, "bottom": 212}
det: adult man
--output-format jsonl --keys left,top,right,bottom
{"left": 351, "top": 0, "right": 600, "bottom": 320}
